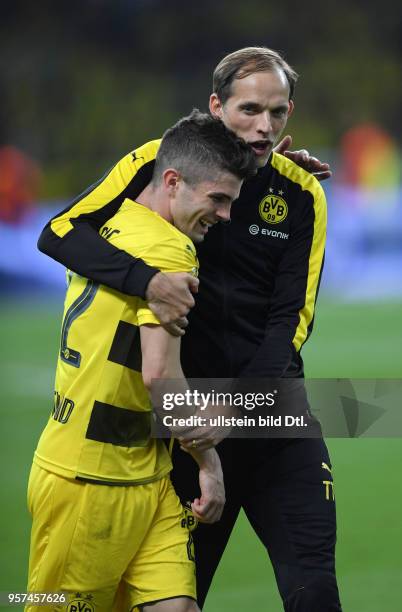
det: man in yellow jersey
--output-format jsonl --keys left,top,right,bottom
{"left": 37, "top": 47, "right": 341, "bottom": 611}
{"left": 27, "top": 110, "right": 256, "bottom": 612}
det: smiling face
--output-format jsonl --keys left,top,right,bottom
{"left": 210, "top": 69, "right": 294, "bottom": 168}
{"left": 168, "top": 171, "right": 242, "bottom": 242}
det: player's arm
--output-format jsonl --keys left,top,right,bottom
{"left": 241, "top": 180, "right": 327, "bottom": 378}
{"left": 140, "top": 324, "right": 225, "bottom": 523}
{"left": 37, "top": 144, "right": 197, "bottom": 332}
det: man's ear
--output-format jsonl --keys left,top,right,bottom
{"left": 209, "top": 93, "right": 224, "bottom": 119}
{"left": 162, "top": 168, "right": 180, "bottom": 195}
{"left": 287, "top": 100, "right": 295, "bottom": 118}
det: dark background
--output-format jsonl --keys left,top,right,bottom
{"left": 1, "top": 0, "right": 401, "bottom": 195}
{"left": 0, "top": 2, "right": 401, "bottom": 610}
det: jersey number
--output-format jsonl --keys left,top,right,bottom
{"left": 60, "top": 279, "right": 99, "bottom": 368}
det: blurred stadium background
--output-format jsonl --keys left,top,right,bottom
{"left": 1, "top": 1, "right": 401, "bottom": 610}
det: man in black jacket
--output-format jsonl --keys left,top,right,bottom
{"left": 38, "top": 47, "right": 341, "bottom": 611}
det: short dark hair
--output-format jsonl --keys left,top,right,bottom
{"left": 153, "top": 108, "right": 256, "bottom": 185}
{"left": 213, "top": 46, "right": 298, "bottom": 104}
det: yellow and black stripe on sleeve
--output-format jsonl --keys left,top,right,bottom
{"left": 37, "top": 140, "right": 162, "bottom": 297}
{"left": 271, "top": 153, "right": 327, "bottom": 353}
{"left": 50, "top": 140, "right": 161, "bottom": 238}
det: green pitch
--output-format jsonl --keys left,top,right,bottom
{"left": 0, "top": 299, "right": 401, "bottom": 611}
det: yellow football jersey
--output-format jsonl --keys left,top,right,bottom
{"left": 35, "top": 200, "right": 198, "bottom": 484}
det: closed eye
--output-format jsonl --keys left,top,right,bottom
{"left": 210, "top": 194, "right": 227, "bottom": 204}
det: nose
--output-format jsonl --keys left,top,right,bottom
{"left": 216, "top": 202, "right": 231, "bottom": 223}
{"left": 256, "top": 111, "right": 271, "bottom": 135}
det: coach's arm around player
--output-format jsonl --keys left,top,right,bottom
{"left": 36, "top": 134, "right": 328, "bottom": 340}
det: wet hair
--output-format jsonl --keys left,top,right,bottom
{"left": 153, "top": 108, "right": 256, "bottom": 185}
{"left": 213, "top": 46, "right": 298, "bottom": 104}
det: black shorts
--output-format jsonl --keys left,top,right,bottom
{"left": 171, "top": 437, "right": 342, "bottom": 611}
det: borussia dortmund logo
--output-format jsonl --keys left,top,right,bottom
{"left": 67, "top": 594, "right": 94, "bottom": 612}
{"left": 181, "top": 502, "right": 198, "bottom": 532}
{"left": 259, "top": 194, "right": 288, "bottom": 224}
